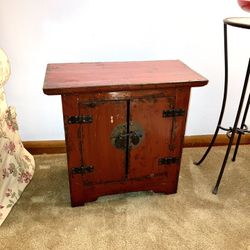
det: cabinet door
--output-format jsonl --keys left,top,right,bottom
{"left": 80, "top": 101, "right": 127, "bottom": 184}
{"left": 128, "top": 96, "right": 177, "bottom": 179}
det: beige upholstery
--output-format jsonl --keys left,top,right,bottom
{"left": 0, "top": 49, "right": 10, "bottom": 113}
{"left": 0, "top": 48, "right": 10, "bottom": 86}
{"left": 0, "top": 48, "right": 35, "bottom": 226}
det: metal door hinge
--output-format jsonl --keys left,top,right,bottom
{"left": 158, "top": 157, "right": 179, "bottom": 165}
{"left": 67, "top": 115, "right": 93, "bottom": 124}
{"left": 72, "top": 165, "right": 94, "bottom": 175}
{"left": 163, "top": 109, "right": 185, "bottom": 117}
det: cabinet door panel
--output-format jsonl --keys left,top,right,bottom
{"left": 128, "top": 96, "right": 176, "bottom": 179}
{"left": 80, "top": 101, "right": 127, "bottom": 184}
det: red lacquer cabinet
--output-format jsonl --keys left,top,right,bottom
{"left": 43, "top": 60, "right": 207, "bottom": 206}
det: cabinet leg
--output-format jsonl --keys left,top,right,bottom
{"left": 70, "top": 195, "right": 99, "bottom": 207}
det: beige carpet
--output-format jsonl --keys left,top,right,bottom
{"left": 0, "top": 146, "right": 249, "bottom": 250}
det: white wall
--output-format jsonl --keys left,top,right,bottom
{"left": 1, "top": 0, "right": 250, "bottom": 140}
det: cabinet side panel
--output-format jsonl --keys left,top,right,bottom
{"left": 61, "top": 95, "right": 85, "bottom": 206}
{"left": 167, "top": 87, "right": 191, "bottom": 192}
{"left": 172, "top": 87, "right": 191, "bottom": 156}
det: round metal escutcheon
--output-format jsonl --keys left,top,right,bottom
{"left": 110, "top": 122, "right": 144, "bottom": 150}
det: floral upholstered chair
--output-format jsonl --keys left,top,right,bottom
{"left": 0, "top": 48, "right": 35, "bottom": 226}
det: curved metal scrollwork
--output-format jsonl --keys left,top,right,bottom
{"left": 219, "top": 125, "right": 250, "bottom": 139}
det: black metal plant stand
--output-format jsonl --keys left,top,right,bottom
{"left": 194, "top": 17, "right": 250, "bottom": 194}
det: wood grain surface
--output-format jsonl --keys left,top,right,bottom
{"left": 43, "top": 60, "right": 208, "bottom": 95}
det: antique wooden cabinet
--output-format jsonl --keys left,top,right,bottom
{"left": 43, "top": 60, "right": 208, "bottom": 206}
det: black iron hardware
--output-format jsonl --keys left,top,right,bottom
{"left": 163, "top": 109, "right": 185, "bottom": 117}
{"left": 111, "top": 123, "right": 128, "bottom": 150}
{"left": 130, "top": 130, "right": 143, "bottom": 146}
{"left": 219, "top": 125, "right": 250, "bottom": 139}
{"left": 67, "top": 115, "right": 93, "bottom": 124}
{"left": 159, "top": 157, "right": 179, "bottom": 165}
{"left": 72, "top": 165, "right": 94, "bottom": 175}
{"left": 111, "top": 122, "right": 144, "bottom": 150}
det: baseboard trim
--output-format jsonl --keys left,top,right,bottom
{"left": 184, "top": 134, "right": 250, "bottom": 147}
{"left": 23, "top": 140, "right": 66, "bottom": 155}
{"left": 23, "top": 134, "right": 250, "bottom": 155}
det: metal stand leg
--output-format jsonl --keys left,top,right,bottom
{"left": 232, "top": 93, "right": 250, "bottom": 162}
{"left": 213, "top": 58, "right": 250, "bottom": 194}
{"left": 194, "top": 23, "right": 229, "bottom": 166}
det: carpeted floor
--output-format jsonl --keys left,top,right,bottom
{"left": 0, "top": 146, "right": 249, "bottom": 250}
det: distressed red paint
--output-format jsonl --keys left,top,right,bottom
{"left": 43, "top": 60, "right": 208, "bottom": 206}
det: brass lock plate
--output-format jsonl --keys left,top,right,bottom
{"left": 110, "top": 122, "right": 144, "bottom": 150}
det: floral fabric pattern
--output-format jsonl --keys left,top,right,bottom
{"left": 0, "top": 89, "right": 35, "bottom": 226}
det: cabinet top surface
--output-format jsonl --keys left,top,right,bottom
{"left": 43, "top": 60, "right": 208, "bottom": 95}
